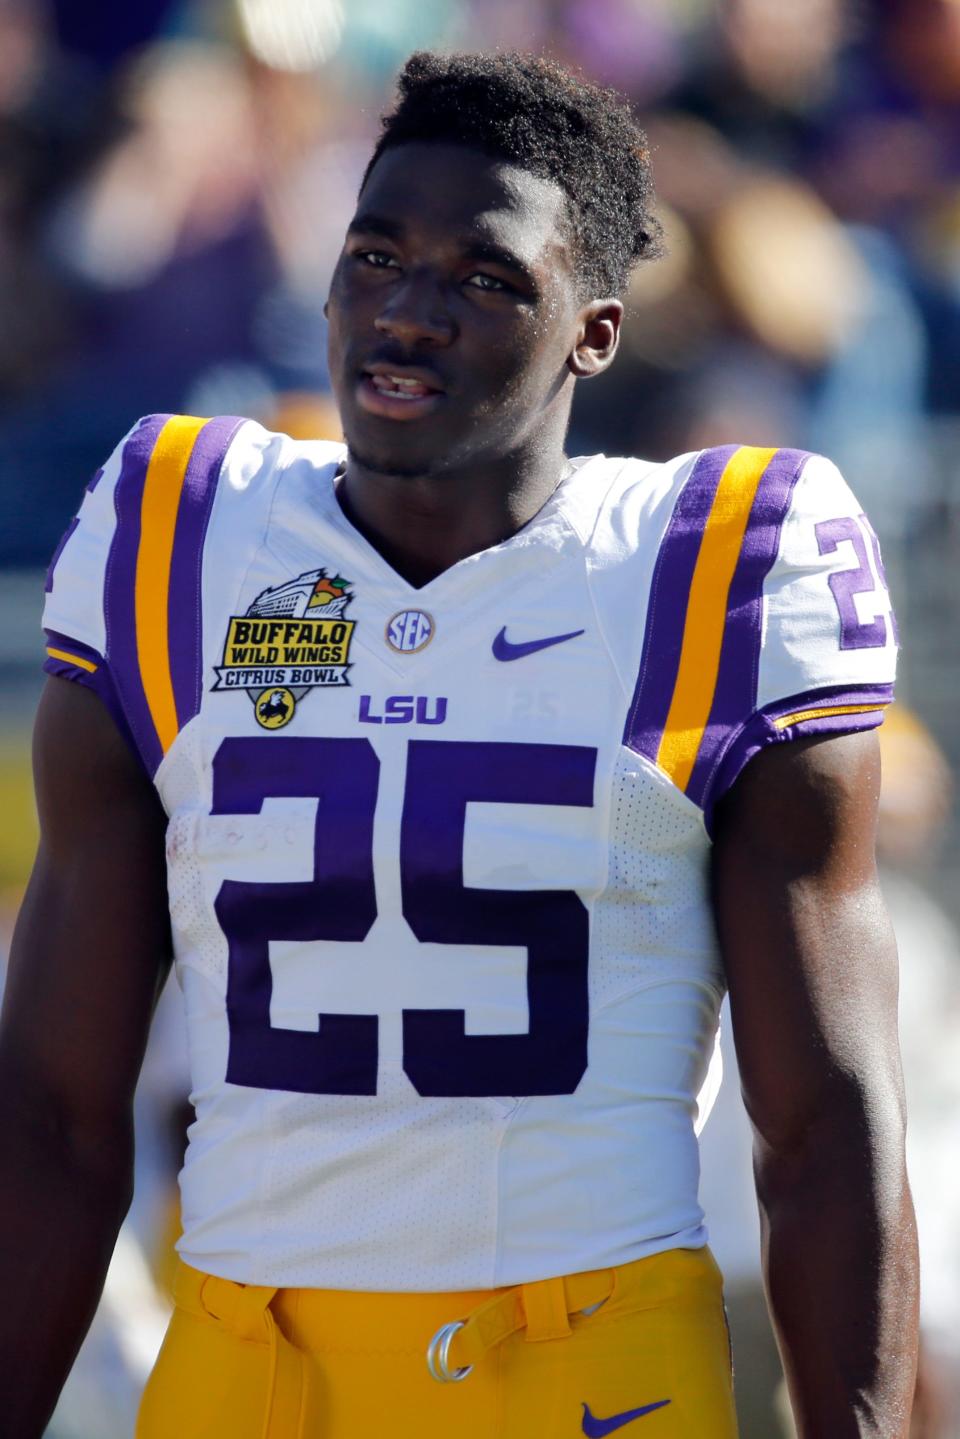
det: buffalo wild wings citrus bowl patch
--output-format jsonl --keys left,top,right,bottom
{"left": 212, "top": 568, "right": 355, "bottom": 729}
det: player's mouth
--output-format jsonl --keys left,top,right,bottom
{"left": 357, "top": 364, "right": 446, "bottom": 421}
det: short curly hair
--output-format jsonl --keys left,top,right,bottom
{"left": 362, "top": 51, "right": 662, "bottom": 298}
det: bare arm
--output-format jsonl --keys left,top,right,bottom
{"left": 711, "top": 731, "right": 919, "bottom": 1437}
{"left": 0, "top": 679, "right": 172, "bottom": 1438}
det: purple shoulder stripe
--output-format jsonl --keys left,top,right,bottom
{"left": 45, "top": 465, "right": 107, "bottom": 595}
{"left": 44, "top": 516, "right": 79, "bottom": 594}
{"left": 703, "top": 681, "right": 895, "bottom": 835}
{"left": 103, "top": 414, "right": 172, "bottom": 777}
{"left": 167, "top": 415, "right": 245, "bottom": 732}
{"left": 684, "top": 447, "right": 810, "bottom": 808}
{"left": 104, "top": 414, "right": 245, "bottom": 778}
{"left": 622, "top": 446, "right": 737, "bottom": 761}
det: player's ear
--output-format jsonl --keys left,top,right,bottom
{"left": 568, "top": 299, "right": 623, "bottom": 379}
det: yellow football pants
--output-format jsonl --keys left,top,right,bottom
{"left": 137, "top": 1247, "right": 739, "bottom": 1438}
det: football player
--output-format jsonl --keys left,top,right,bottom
{"left": 0, "top": 52, "right": 918, "bottom": 1438}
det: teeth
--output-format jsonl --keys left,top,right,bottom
{"left": 370, "top": 373, "right": 431, "bottom": 397}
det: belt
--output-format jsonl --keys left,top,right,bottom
{"left": 173, "top": 1256, "right": 616, "bottom": 1424}
{"left": 427, "top": 1265, "right": 615, "bottom": 1382}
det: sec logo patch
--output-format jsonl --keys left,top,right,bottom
{"left": 255, "top": 687, "right": 296, "bottom": 729}
{"left": 386, "top": 609, "right": 434, "bottom": 653}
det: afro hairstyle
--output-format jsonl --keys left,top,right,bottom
{"left": 362, "top": 51, "right": 663, "bottom": 298}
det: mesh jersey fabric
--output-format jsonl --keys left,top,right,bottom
{"left": 42, "top": 417, "right": 897, "bottom": 1289}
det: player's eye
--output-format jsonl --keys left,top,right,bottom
{"left": 464, "top": 272, "right": 510, "bottom": 292}
{"left": 355, "top": 250, "right": 400, "bottom": 269}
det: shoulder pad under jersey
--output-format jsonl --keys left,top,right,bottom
{"left": 621, "top": 444, "right": 897, "bottom": 831}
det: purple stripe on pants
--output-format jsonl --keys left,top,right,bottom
{"left": 167, "top": 416, "right": 245, "bottom": 731}
{"left": 103, "top": 414, "right": 171, "bottom": 777}
{"left": 685, "top": 448, "right": 809, "bottom": 810}
{"left": 622, "top": 446, "right": 737, "bottom": 762}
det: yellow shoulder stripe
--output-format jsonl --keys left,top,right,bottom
{"left": 773, "top": 701, "right": 889, "bottom": 730}
{"left": 656, "top": 445, "right": 778, "bottom": 791}
{"left": 134, "top": 415, "right": 208, "bottom": 756}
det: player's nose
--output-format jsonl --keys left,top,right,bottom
{"left": 374, "top": 269, "right": 456, "bottom": 347}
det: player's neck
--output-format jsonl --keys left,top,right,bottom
{"left": 336, "top": 438, "right": 571, "bottom": 589}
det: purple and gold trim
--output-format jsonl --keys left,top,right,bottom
{"left": 103, "top": 413, "right": 243, "bottom": 774}
{"left": 624, "top": 445, "right": 810, "bottom": 801}
{"left": 44, "top": 630, "right": 101, "bottom": 677}
{"left": 167, "top": 417, "right": 244, "bottom": 728}
{"left": 684, "top": 447, "right": 809, "bottom": 807}
{"left": 623, "top": 445, "right": 737, "bottom": 766}
{"left": 704, "top": 682, "right": 895, "bottom": 834}
{"left": 43, "top": 628, "right": 133, "bottom": 750}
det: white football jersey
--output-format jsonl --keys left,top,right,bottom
{"left": 43, "top": 415, "right": 897, "bottom": 1290}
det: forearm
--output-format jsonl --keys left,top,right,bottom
{"left": 0, "top": 1094, "right": 133, "bottom": 1438}
{"left": 757, "top": 1103, "right": 919, "bottom": 1438}
{"left": 0, "top": 682, "right": 173, "bottom": 1436}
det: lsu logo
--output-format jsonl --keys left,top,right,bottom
{"left": 212, "top": 568, "right": 356, "bottom": 729}
{"left": 359, "top": 695, "right": 447, "bottom": 725}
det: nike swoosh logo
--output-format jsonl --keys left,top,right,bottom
{"left": 492, "top": 626, "right": 585, "bottom": 661}
{"left": 581, "top": 1400, "right": 671, "bottom": 1436}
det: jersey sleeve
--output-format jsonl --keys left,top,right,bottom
{"left": 712, "top": 451, "right": 897, "bottom": 824}
{"left": 622, "top": 445, "right": 897, "bottom": 835}
{"left": 42, "top": 418, "right": 148, "bottom": 747}
{"left": 42, "top": 413, "right": 245, "bottom": 775}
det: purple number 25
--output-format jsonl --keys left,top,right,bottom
{"left": 212, "top": 737, "right": 596, "bottom": 1099}
{"left": 815, "top": 514, "right": 896, "bottom": 650}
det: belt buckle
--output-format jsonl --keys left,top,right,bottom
{"left": 426, "top": 1319, "right": 473, "bottom": 1383}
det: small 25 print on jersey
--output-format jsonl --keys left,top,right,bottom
{"left": 212, "top": 567, "right": 356, "bottom": 730}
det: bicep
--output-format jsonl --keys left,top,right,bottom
{"left": 1, "top": 678, "right": 172, "bottom": 1129}
{"left": 710, "top": 731, "right": 903, "bottom": 1151}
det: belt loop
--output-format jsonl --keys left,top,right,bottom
{"left": 520, "top": 1275, "right": 572, "bottom": 1342}
{"left": 261, "top": 1307, "right": 311, "bottom": 1439}
{"left": 191, "top": 1271, "right": 310, "bottom": 1439}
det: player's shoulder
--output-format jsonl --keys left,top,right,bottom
{"left": 586, "top": 443, "right": 857, "bottom": 559}
{"left": 47, "top": 412, "right": 345, "bottom": 588}
{"left": 605, "top": 442, "right": 848, "bottom": 508}
{"left": 103, "top": 413, "right": 344, "bottom": 501}
{"left": 44, "top": 412, "right": 344, "bottom": 643}
{"left": 571, "top": 448, "right": 698, "bottom": 520}
{"left": 610, "top": 443, "right": 895, "bottom": 824}
{"left": 213, "top": 417, "right": 346, "bottom": 492}
{"left": 42, "top": 415, "right": 350, "bottom": 777}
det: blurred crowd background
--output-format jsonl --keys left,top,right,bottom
{"left": 0, "top": 0, "right": 958, "bottom": 1434}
